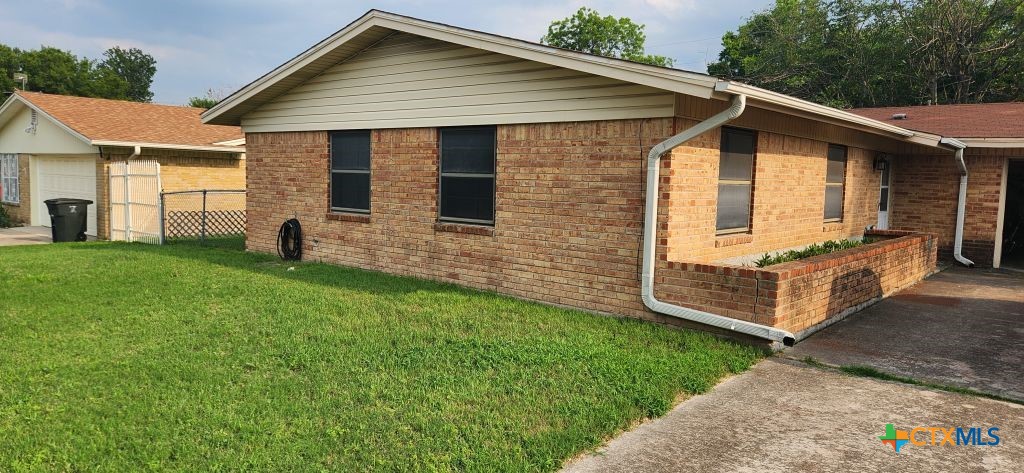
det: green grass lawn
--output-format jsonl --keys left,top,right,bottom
{"left": 0, "top": 241, "right": 762, "bottom": 471}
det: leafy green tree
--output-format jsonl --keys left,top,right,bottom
{"left": 99, "top": 47, "right": 156, "bottom": 102}
{"left": 187, "top": 88, "right": 226, "bottom": 109}
{"left": 709, "top": 0, "right": 1024, "bottom": 107}
{"left": 542, "top": 7, "right": 673, "bottom": 67}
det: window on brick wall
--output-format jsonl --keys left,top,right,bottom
{"left": 1, "top": 154, "right": 18, "bottom": 204}
{"left": 330, "top": 130, "right": 371, "bottom": 213}
{"left": 716, "top": 127, "right": 756, "bottom": 234}
{"left": 439, "top": 126, "right": 496, "bottom": 225}
{"left": 824, "top": 144, "right": 847, "bottom": 222}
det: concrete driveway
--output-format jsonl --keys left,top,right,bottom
{"left": 0, "top": 226, "right": 52, "bottom": 246}
{"left": 789, "top": 267, "right": 1024, "bottom": 400}
{"left": 564, "top": 359, "right": 1023, "bottom": 472}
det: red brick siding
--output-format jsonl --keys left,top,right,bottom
{"left": 890, "top": 149, "right": 1012, "bottom": 267}
{"left": 655, "top": 231, "right": 937, "bottom": 334}
{"left": 246, "top": 119, "right": 935, "bottom": 338}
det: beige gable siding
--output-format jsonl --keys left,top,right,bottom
{"left": 240, "top": 32, "right": 675, "bottom": 132}
{"left": 0, "top": 105, "right": 96, "bottom": 155}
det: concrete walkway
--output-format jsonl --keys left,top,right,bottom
{"left": 0, "top": 226, "right": 52, "bottom": 246}
{"left": 563, "top": 359, "right": 1024, "bottom": 472}
{"left": 789, "top": 267, "right": 1024, "bottom": 400}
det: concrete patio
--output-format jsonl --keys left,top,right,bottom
{"left": 0, "top": 226, "right": 53, "bottom": 246}
{"left": 789, "top": 267, "right": 1024, "bottom": 400}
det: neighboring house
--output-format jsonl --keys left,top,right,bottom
{"left": 0, "top": 91, "right": 245, "bottom": 239}
{"left": 201, "top": 10, "right": 1006, "bottom": 346}
{"left": 849, "top": 103, "right": 1024, "bottom": 269}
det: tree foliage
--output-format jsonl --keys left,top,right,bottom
{"left": 708, "top": 0, "right": 1024, "bottom": 107}
{"left": 100, "top": 47, "right": 157, "bottom": 102}
{"left": 187, "top": 88, "right": 226, "bottom": 109}
{"left": 542, "top": 7, "right": 673, "bottom": 67}
{"left": 0, "top": 44, "right": 156, "bottom": 102}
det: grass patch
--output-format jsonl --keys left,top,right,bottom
{"left": 798, "top": 357, "right": 1022, "bottom": 405}
{"left": 0, "top": 242, "right": 763, "bottom": 471}
{"left": 164, "top": 234, "right": 245, "bottom": 251}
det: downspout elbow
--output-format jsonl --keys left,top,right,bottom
{"left": 641, "top": 93, "right": 795, "bottom": 348}
{"left": 940, "top": 139, "right": 974, "bottom": 267}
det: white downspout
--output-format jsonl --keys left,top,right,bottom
{"left": 641, "top": 93, "right": 796, "bottom": 347}
{"left": 940, "top": 138, "right": 975, "bottom": 267}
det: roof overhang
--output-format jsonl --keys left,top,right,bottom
{"left": 0, "top": 92, "right": 244, "bottom": 154}
{"left": 202, "top": 9, "right": 953, "bottom": 151}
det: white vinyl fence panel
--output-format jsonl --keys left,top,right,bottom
{"left": 109, "top": 160, "right": 162, "bottom": 243}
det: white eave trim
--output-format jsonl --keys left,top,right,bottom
{"left": 957, "top": 138, "right": 1024, "bottom": 148}
{"left": 213, "top": 138, "right": 246, "bottom": 147}
{"left": 91, "top": 140, "right": 245, "bottom": 153}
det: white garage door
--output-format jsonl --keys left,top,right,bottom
{"left": 34, "top": 156, "right": 98, "bottom": 236}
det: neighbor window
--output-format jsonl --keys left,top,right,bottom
{"left": 330, "top": 130, "right": 371, "bottom": 213}
{"left": 439, "top": 126, "right": 496, "bottom": 225}
{"left": 824, "top": 144, "right": 847, "bottom": 221}
{"left": 716, "top": 127, "right": 756, "bottom": 234}
{"left": 1, "top": 154, "right": 18, "bottom": 204}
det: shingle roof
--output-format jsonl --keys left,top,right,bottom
{"left": 15, "top": 91, "right": 243, "bottom": 147}
{"left": 848, "top": 102, "right": 1024, "bottom": 138}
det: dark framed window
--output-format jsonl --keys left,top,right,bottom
{"left": 716, "top": 127, "right": 756, "bottom": 234}
{"left": 439, "top": 126, "right": 496, "bottom": 225}
{"left": 330, "top": 130, "right": 371, "bottom": 213}
{"left": 824, "top": 144, "right": 847, "bottom": 222}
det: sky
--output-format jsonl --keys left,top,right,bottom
{"left": 0, "top": 0, "right": 773, "bottom": 105}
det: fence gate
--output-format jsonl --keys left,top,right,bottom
{"left": 109, "top": 160, "right": 162, "bottom": 243}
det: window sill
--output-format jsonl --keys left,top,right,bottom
{"left": 1, "top": 201, "right": 20, "bottom": 206}
{"left": 326, "top": 212, "right": 370, "bottom": 223}
{"left": 715, "top": 233, "right": 753, "bottom": 248}
{"left": 823, "top": 221, "right": 844, "bottom": 232}
{"left": 434, "top": 222, "right": 495, "bottom": 236}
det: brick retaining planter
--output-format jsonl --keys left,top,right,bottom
{"left": 655, "top": 230, "right": 938, "bottom": 337}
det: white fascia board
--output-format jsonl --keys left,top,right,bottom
{"left": 958, "top": 138, "right": 1024, "bottom": 148}
{"left": 91, "top": 140, "right": 245, "bottom": 154}
{"left": 715, "top": 81, "right": 925, "bottom": 140}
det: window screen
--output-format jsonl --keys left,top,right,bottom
{"left": 439, "top": 126, "right": 495, "bottom": 224}
{"left": 1, "top": 154, "right": 18, "bottom": 204}
{"left": 716, "top": 128, "right": 756, "bottom": 233}
{"left": 824, "top": 144, "right": 847, "bottom": 221}
{"left": 330, "top": 131, "right": 371, "bottom": 213}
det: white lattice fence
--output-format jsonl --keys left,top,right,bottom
{"left": 109, "top": 160, "right": 162, "bottom": 243}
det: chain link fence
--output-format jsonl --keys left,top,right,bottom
{"left": 160, "top": 190, "right": 245, "bottom": 244}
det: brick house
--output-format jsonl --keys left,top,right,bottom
{"left": 202, "top": 10, "right": 1012, "bottom": 346}
{"left": 0, "top": 91, "right": 245, "bottom": 239}
{"left": 850, "top": 103, "right": 1024, "bottom": 269}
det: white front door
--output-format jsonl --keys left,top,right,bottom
{"left": 33, "top": 156, "right": 98, "bottom": 236}
{"left": 877, "top": 160, "right": 892, "bottom": 230}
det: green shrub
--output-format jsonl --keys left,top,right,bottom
{"left": 753, "top": 237, "right": 873, "bottom": 268}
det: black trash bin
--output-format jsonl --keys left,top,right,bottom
{"left": 44, "top": 198, "right": 93, "bottom": 242}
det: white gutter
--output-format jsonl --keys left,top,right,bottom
{"left": 641, "top": 93, "right": 796, "bottom": 347}
{"left": 940, "top": 138, "right": 975, "bottom": 267}
{"left": 91, "top": 140, "right": 245, "bottom": 153}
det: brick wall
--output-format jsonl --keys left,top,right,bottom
{"left": 890, "top": 149, "right": 1012, "bottom": 267}
{"left": 655, "top": 231, "right": 938, "bottom": 335}
{"left": 97, "top": 148, "right": 245, "bottom": 239}
{"left": 1, "top": 154, "right": 31, "bottom": 225}
{"left": 245, "top": 117, "right": 929, "bottom": 340}
{"left": 663, "top": 128, "right": 881, "bottom": 263}
{"left": 246, "top": 120, "right": 670, "bottom": 321}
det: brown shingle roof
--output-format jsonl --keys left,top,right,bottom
{"left": 16, "top": 91, "right": 243, "bottom": 147}
{"left": 848, "top": 102, "right": 1024, "bottom": 138}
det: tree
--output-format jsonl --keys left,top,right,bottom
{"left": 541, "top": 7, "right": 673, "bottom": 67}
{"left": 187, "top": 88, "right": 230, "bottom": 109}
{"left": 0, "top": 44, "right": 157, "bottom": 101}
{"left": 99, "top": 47, "right": 156, "bottom": 102}
{"left": 708, "top": 0, "right": 1024, "bottom": 107}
